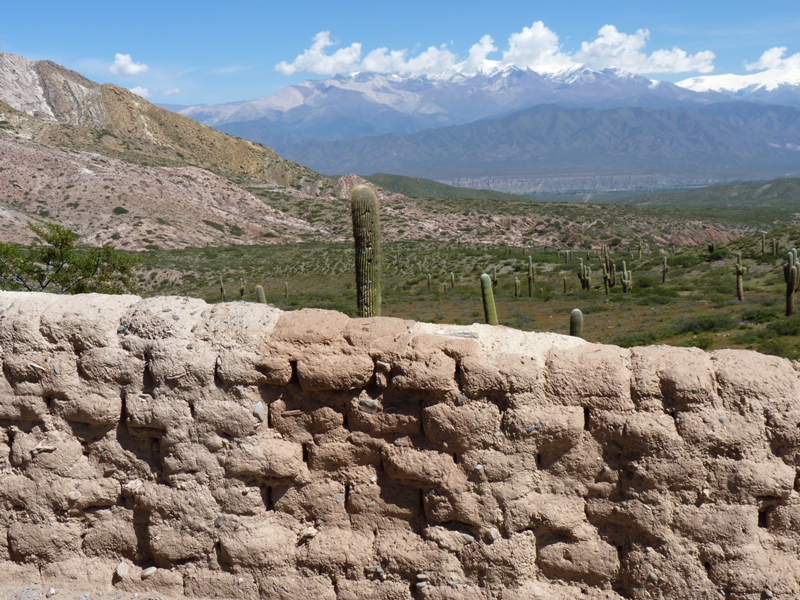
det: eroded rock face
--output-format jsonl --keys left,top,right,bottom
{"left": 0, "top": 290, "right": 799, "bottom": 599}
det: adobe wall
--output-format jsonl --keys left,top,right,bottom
{"left": 0, "top": 291, "right": 798, "bottom": 600}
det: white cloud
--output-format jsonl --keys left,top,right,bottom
{"left": 575, "top": 25, "right": 715, "bottom": 74}
{"left": 109, "top": 53, "right": 149, "bottom": 77}
{"left": 460, "top": 35, "right": 499, "bottom": 74}
{"left": 500, "top": 22, "right": 574, "bottom": 72}
{"left": 163, "top": 88, "right": 181, "bottom": 96}
{"left": 745, "top": 46, "right": 800, "bottom": 71}
{"left": 275, "top": 23, "right": 715, "bottom": 78}
{"left": 404, "top": 45, "right": 457, "bottom": 75}
{"left": 275, "top": 31, "right": 361, "bottom": 76}
{"left": 129, "top": 86, "right": 151, "bottom": 98}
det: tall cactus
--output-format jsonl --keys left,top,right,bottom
{"left": 784, "top": 249, "right": 800, "bottom": 316}
{"left": 219, "top": 275, "right": 226, "bottom": 302}
{"left": 527, "top": 255, "right": 535, "bottom": 297}
{"left": 578, "top": 259, "right": 591, "bottom": 290}
{"left": 570, "top": 308, "right": 583, "bottom": 338}
{"left": 621, "top": 261, "right": 632, "bottom": 294}
{"left": 255, "top": 284, "right": 267, "bottom": 304}
{"left": 735, "top": 252, "right": 745, "bottom": 302}
{"left": 514, "top": 277, "right": 521, "bottom": 297}
{"left": 350, "top": 184, "right": 382, "bottom": 317}
{"left": 480, "top": 273, "right": 498, "bottom": 325}
{"left": 603, "top": 245, "right": 616, "bottom": 289}
{"left": 662, "top": 256, "right": 669, "bottom": 283}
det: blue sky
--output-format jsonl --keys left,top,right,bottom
{"left": 2, "top": 0, "right": 799, "bottom": 105}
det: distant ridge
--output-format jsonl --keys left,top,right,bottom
{"left": 363, "top": 173, "right": 533, "bottom": 202}
{"left": 277, "top": 103, "right": 800, "bottom": 193}
{"left": 606, "top": 177, "right": 800, "bottom": 208}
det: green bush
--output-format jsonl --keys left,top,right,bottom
{"left": 673, "top": 314, "right": 737, "bottom": 335}
{"left": 112, "top": 206, "right": 129, "bottom": 215}
{"left": 202, "top": 220, "right": 225, "bottom": 232}
{"left": 679, "top": 335, "right": 714, "bottom": 350}
{"left": 767, "top": 316, "right": 800, "bottom": 337}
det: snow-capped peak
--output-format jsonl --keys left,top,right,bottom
{"left": 678, "top": 65, "right": 800, "bottom": 93}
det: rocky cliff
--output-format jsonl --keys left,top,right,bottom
{"left": 0, "top": 291, "right": 798, "bottom": 599}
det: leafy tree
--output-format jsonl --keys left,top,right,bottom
{"left": 0, "top": 222, "right": 137, "bottom": 294}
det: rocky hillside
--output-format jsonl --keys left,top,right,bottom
{"left": 0, "top": 52, "right": 327, "bottom": 191}
{"left": 0, "top": 52, "right": 354, "bottom": 249}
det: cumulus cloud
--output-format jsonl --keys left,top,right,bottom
{"left": 500, "top": 22, "right": 573, "bottom": 72}
{"left": 109, "top": 53, "right": 149, "bottom": 77}
{"left": 745, "top": 47, "right": 800, "bottom": 71}
{"left": 129, "top": 86, "right": 151, "bottom": 98}
{"left": 575, "top": 25, "right": 714, "bottom": 74}
{"left": 275, "top": 31, "right": 361, "bottom": 75}
{"left": 275, "top": 22, "right": 715, "bottom": 78}
{"left": 461, "top": 35, "right": 499, "bottom": 74}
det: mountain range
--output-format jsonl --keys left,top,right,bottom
{"left": 0, "top": 50, "right": 789, "bottom": 254}
{"left": 174, "top": 66, "right": 800, "bottom": 192}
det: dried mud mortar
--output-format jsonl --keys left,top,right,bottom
{"left": 0, "top": 291, "right": 799, "bottom": 599}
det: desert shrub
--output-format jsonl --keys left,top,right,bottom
{"left": 672, "top": 314, "right": 737, "bottom": 335}
{"left": 202, "top": 220, "right": 225, "bottom": 232}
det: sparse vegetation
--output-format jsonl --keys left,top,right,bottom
{"left": 129, "top": 227, "right": 800, "bottom": 360}
{"left": 0, "top": 222, "right": 136, "bottom": 294}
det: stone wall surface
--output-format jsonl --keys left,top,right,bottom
{"left": 0, "top": 291, "right": 799, "bottom": 600}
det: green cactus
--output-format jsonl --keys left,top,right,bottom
{"left": 450, "top": 272, "right": 456, "bottom": 291}
{"left": 239, "top": 278, "right": 245, "bottom": 299}
{"left": 219, "top": 275, "right": 226, "bottom": 302}
{"left": 255, "top": 285, "right": 266, "bottom": 304}
{"left": 621, "top": 261, "right": 632, "bottom": 294}
{"left": 735, "top": 253, "right": 745, "bottom": 302}
{"left": 480, "top": 273, "right": 498, "bottom": 325}
{"left": 638, "top": 239, "right": 643, "bottom": 259}
{"left": 570, "top": 308, "right": 583, "bottom": 338}
{"left": 577, "top": 258, "right": 592, "bottom": 290}
{"left": 527, "top": 255, "right": 535, "bottom": 297}
{"left": 761, "top": 232, "right": 766, "bottom": 254}
{"left": 784, "top": 249, "right": 800, "bottom": 316}
{"left": 602, "top": 245, "right": 616, "bottom": 290}
{"left": 350, "top": 184, "right": 382, "bottom": 317}
{"left": 427, "top": 273, "right": 432, "bottom": 290}
{"left": 492, "top": 265, "right": 498, "bottom": 288}
{"left": 514, "top": 277, "right": 521, "bottom": 297}
{"left": 284, "top": 281, "right": 289, "bottom": 299}
{"left": 563, "top": 276, "right": 567, "bottom": 294}
{"left": 662, "top": 256, "right": 669, "bottom": 283}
